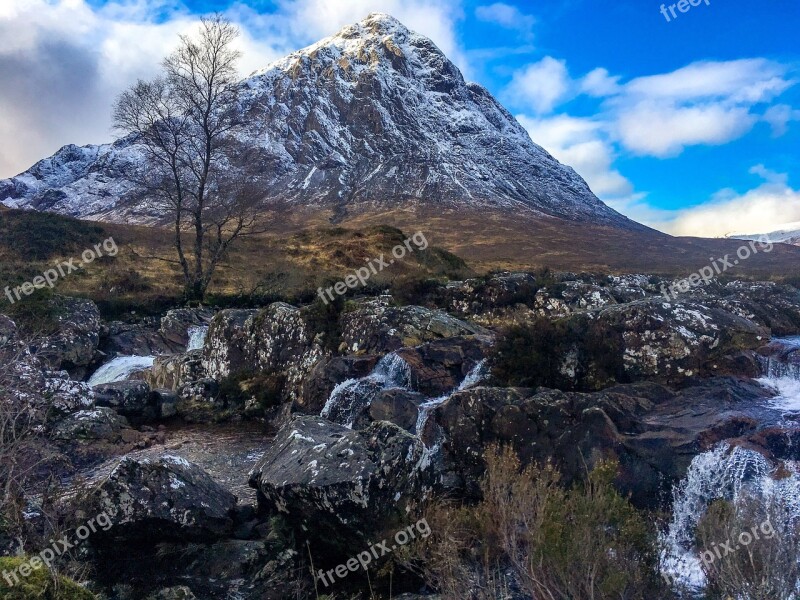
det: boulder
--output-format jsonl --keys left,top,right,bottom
{"left": 33, "top": 296, "right": 101, "bottom": 375}
{"left": 147, "top": 350, "right": 205, "bottom": 391}
{"left": 248, "top": 416, "right": 429, "bottom": 557}
{"left": 203, "top": 304, "right": 325, "bottom": 403}
{"left": 591, "top": 298, "right": 769, "bottom": 385}
{"left": 425, "top": 378, "right": 776, "bottom": 506}
{"left": 160, "top": 308, "right": 215, "bottom": 348}
{"left": 100, "top": 317, "right": 181, "bottom": 357}
{"left": 79, "top": 454, "right": 237, "bottom": 543}
{"left": 340, "top": 297, "right": 489, "bottom": 354}
{"left": 368, "top": 388, "right": 426, "bottom": 431}
{"left": 93, "top": 380, "right": 157, "bottom": 424}
{"left": 533, "top": 280, "right": 617, "bottom": 318}
{"left": 395, "top": 336, "right": 491, "bottom": 396}
{"left": 52, "top": 407, "right": 130, "bottom": 442}
{"left": 297, "top": 354, "right": 379, "bottom": 414}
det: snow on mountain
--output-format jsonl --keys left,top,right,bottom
{"left": 728, "top": 222, "right": 800, "bottom": 246}
{"left": 0, "top": 13, "right": 639, "bottom": 229}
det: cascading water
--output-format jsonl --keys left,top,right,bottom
{"left": 415, "top": 359, "right": 487, "bottom": 435}
{"left": 320, "top": 354, "right": 487, "bottom": 439}
{"left": 321, "top": 352, "right": 412, "bottom": 428}
{"left": 758, "top": 336, "right": 800, "bottom": 412}
{"left": 87, "top": 356, "right": 155, "bottom": 386}
{"left": 187, "top": 325, "right": 209, "bottom": 351}
{"left": 661, "top": 444, "right": 800, "bottom": 591}
{"left": 662, "top": 335, "right": 800, "bottom": 593}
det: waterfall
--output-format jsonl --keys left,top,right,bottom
{"left": 321, "top": 353, "right": 412, "bottom": 428}
{"left": 88, "top": 356, "right": 155, "bottom": 386}
{"left": 758, "top": 335, "right": 800, "bottom": 412}
{"left": 187, "top": 325, "right": 208, "bottom": 351}
{"left": 320, "top": 355, "right": 487, "bottom": 439}
{"left": 415, "top": 359, "right": 487, "bottom": 436}
{"left": 661, "top": 444, "right": 800, "bottom": 591}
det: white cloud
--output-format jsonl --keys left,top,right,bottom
{"left": 646, "top": 167, "right": 800, "bottom": 238}
{"left": 0, "top": 0, "right": 468, "bottom": 179}
{"left": 517, "top": 114, "right": 633, "bottom": 199}
{"left": 475, "top": 2, "right": 535, "bottom": 39}
{"left": 580, "top": 68, "right": 621, "bottom": 97}
{"left": 616, "top": 102, "right": 756, "bottom": 157}
{"left": 763, "top": 104, "right": 800, "bottom": 137}
{"left": 506, "top": 56, "right": 570, "bottom": 114}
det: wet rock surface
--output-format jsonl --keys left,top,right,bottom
{"left": 248, "top": 416, "right": 429, "bottom": 556}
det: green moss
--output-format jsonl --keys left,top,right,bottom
{"left": 0, "top": 556, "right": 95, "bottom": 599}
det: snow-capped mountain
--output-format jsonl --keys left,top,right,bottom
{"left": 728, "top": 222, "right": 800, "bottom": 246}
{"left": 0, "top": 13, "right": 640, "bottom": 228}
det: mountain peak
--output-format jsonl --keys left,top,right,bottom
{"left": 0, "top": 14, "right": 640, "bottom": 230}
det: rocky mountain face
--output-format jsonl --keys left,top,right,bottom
{"left": 0, "top": 13, "right": 638, "bottom": 228}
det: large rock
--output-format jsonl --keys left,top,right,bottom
{"left": 160, "top": 308, "right": 215, "bottom": 348}
{"left": 93, "top": 380, "right": 157, "bottom": 424}
{"left": 147, "top": 350, "right": 205, "bottom": 391}
{"left": 588, "top": 298, "right": 769, "bottom": 385}
{"left": 248, "top": 416, "right": 429, "bottom": 557}
{"left": 203, "top": 304, "right": 325, "bottom": 403}
{"left": 340, "top": 297, "right": 489, "bottom": 354}
{"left": 424, "top": 379, "right": 776, "bottom": 506}
{"left": 52, "top": 407, "right": 130, "bottom": 442}
{"left": 395, "top": 335, "right": 491, "bottom": 396}
{"left": 0, "top": 314, "right": 16, "bottom": 347}
{"left": 34, "top": 296, "right": 101, "bottom": 375}
{"left": 78, "top": 454, "right": 237, "bottom": 542}
{"left": 296, "top": 355, "right": 379, "bottom": 414}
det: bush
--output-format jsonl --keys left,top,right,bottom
{"left": 696, "top": 495, "right": 800, "bottom": 599}
{"left": 0, "top": 556, "right": 95, "bottom": 599}
{"left": 491, "top": 316, "right": 627, "bottom": 391}
{"left": 402, "top": 446, "right": 665, "bottom": 599}
{"left": 217, "top": 370, "right": 286, "bottom": 412}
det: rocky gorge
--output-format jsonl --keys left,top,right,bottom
{"left": 1, "top": 270, "right": 800, "bottom": 599}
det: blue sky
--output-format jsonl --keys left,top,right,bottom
{"left": 1, "top": 0, "right": 799, "bottom": 236}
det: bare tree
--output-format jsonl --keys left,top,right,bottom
{"left": 113, "top": 15, "right": 265, "bottom": 301}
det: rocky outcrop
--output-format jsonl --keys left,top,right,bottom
{"left": 34, "top": 296, "right": 101, "bottom": 375}
{"left": 296, "top": 355, "right": 379, "bottom": 414}
{"left": 203, "top": 304, "right": 325, "bottom": 403}
{"left": 147, "top": 350, "right": 205, "bottom": 391}
{"left": 52, "top": 407, "right": 131, "bottom": 442}
{"left": 79, "top": 454, "right": 237, "bottom": 543}
{"left": 248, "top": 416, "right": 429, "bottom": 557}
{"left": 160, "top": 308, "right": 215, "bottom": 348}
{"left": 424, "top": 378, "right": 777, "bottom": 506}
{"left": 591, "top": 299, "right": 769, "bottom": 384}
{"left": 395, "top": 336, "right": 491, "bottom": 396}
{"left": 340, "top": 297, "right": 489, "bottom": 354}
{"left": 93, "top": 380, "right": 158, "bottom": 424}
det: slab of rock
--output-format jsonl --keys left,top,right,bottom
{"left": 340, "top": 297, "right": 489, "bottom": 354}
{"left": 248, "top": 416, "right": 429, "bottom": 556}
{"left": 160, "top": 308, "right": 215, "bottom": 348}
{"left": 34, "top": 296, "right": 101, "bottom": 375}
{"left": 79, "top": 454, "right": 237, "bottom": 543}
{"left": 296, "top": 354, "right": 379, "bottom": 414}
{"left": 52, "top": 407, "right": 130, "bottom": 442}
{"left": 203, "top": 304, "right": 325, "bottom": 403}
{"left": 147, "top": 350, "right": 205, "bottom": 391}
{"left": 93, "top": 380, "right": 157, "bottom": 424}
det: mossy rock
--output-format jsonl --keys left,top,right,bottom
{"left": 0, "top": 556, "right": 95, "bottom": 599}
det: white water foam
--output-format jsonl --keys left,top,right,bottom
{"left": 415, "top": 359, "right": 487, "bottom": 436}
{"left": 321, "top": 352, "right": 412, "bottom": 427}
{"left": 88, "top": 356, "right": 155, "bottom": 386}
{"left": 187, "top": 325, "right": 209, "bottom": 351}
{"left": 661, "top": 443, "right": 800, "bottom": 592}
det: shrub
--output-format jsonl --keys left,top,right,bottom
{"left": 491, "top": 316, "right": 627, "bottom": 391}
{"left": 403, "top": 446, "right": 665, "bottom": 599}
{"left": 696, "top": 495, "right": 800, "bottom": 599}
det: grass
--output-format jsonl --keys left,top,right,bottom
{"left": 0, "top": 556, "right": 95, "bottom": 599}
